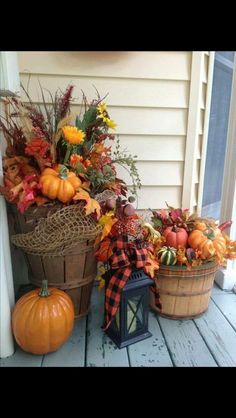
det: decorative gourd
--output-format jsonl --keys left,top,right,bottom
{"left": 105, "top": 198, "right": 116, "bottom": 210}
{"left": 157, "top": 246, "right": 177, "bottom": 265}
{"left": 123, "top": 203, "right": 135, "bottom": 217}
{"left": 39, "top": 165, "right": 82, "bottom": 203}
{"left": 142, "top": 223, "right": 161, "bottom": 243}
{"left": 163, "top": 225, "right": 188, "bottom": 249}
{"left": 194, "top": 222, "right": 207, "bottom": 231}
{"left": 12, "top": 280, "right": 74, "bottom": 355}
{"left": 188, "top": 227, "right": 226, "bottom": 260}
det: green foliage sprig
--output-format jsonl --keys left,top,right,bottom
{"left": 112, "top": 137, "right": 141, "bottom": 197}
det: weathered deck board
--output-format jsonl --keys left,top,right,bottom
{"left": 42, "top": 318, "right": 86, "bottom": 367}
{"left": 194, "top": 300, "right": 236, "bottom": 366}
{"left": 128, "top": 312, "right": 173, "bottom": 367}
{"left": 2, "top": 285, "right": 236, "bottom": 367}
{"left": 86, "top": 288, "right": 129, "bottom": 367}
{"left": 211, "top": 293, "right": 236, "bottom": 331}
{"left": 211, "top": 283, "right": 233, "bottom": 296}
{"left": 0, "top": 345, "right": 43, "bottom": 367}
{"left": 158, "top": 316, "right": 217, "bottom": 367}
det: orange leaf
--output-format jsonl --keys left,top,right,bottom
{"left": 81, "top": 180, "right": 91, "bottom": 191}
{"left": 35, "top": 196, "right": 50, "bottom": 206}
{"left": 93, "top": 144, "right": 106, "bottom": 154}
{"left": 73, "top": 189, "right": 101, "bottom": 218}
{"left": 85, "top": 198, "right": 101, "bottom": 218}
{"left": 144, "top": 253, "right": 159, "bottom": 279}
{"left": 99, "top": 212, "right": 118, "bottom": 241}
{"left": 95, "top": 238, "right": 113, "bottom": 262}
{"left": 73, "top": 188, "right": 91, "bottom": 204}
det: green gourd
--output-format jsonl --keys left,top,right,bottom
{"left": 157, "top": 246, "right": 177, "bottom": 266}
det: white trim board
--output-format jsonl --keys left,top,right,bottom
{"left": 216, "top": 53, "right": 236, "bottom": 290}
{"left": 0, "top": 52, "right": 19, "bottom": 358}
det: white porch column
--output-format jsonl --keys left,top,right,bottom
{"left": 0, "top": 51, "right": 20, "bottom": 358}
{"left": 215, "top": 55, "right": 236, "bottom": 290}
{"left": 0, "top": 197, "right": 15, "bottom": 357}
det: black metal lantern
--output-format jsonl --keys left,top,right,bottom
{"left": 105, "top": 268, "right": 153, "bottom": 348}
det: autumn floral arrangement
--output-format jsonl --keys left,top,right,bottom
{"left": 147, "top": 203, "right": 236, "bottom": 269}
{"left": 0, "top": 84, "right": 141, "bottom": 218}
{"left": 94, "top": 201, "right": 236, "bottom": 313}
{"left": 95, "top": 197, "right": 159, "bottom": 289}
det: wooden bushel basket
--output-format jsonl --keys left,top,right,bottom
{"left": 9, "top": 204, "right": 97, "bottom": 319}
{"left": 150, "top": 262, "right": 218, "bottom": 319}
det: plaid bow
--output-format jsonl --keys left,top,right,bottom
{"left": 103, "top": 235, "right": 161, "bottom": 330}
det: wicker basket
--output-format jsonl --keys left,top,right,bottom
{"left": 9, "top": 204, "right": 97, "bottom": 319}
{"left": 150, "top": 262, "right": 218, "bottom": 319}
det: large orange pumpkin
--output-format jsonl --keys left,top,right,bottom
{"left": 39, "top": 165, "right": 82, "bottom": 203}
{"left": 12, "top": 280, "right": 74, "bottom": 355}
{"left": 188, "top": 227, "right": 226, "bottom": 260}
{"left": 163, "top": 226, "right": 188, "bottom": 249}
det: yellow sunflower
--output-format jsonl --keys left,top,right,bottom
{"left": 62, "top": 126, "right": 85, "bottom": 145}
{"left": 97, "top": 102, "right": 117, "bottom": 130}
{"left": 106, "top": 118, "right": 117, "bottom": 130}
{"left": 97, "top": 102, "right": 107, "bottom": 115}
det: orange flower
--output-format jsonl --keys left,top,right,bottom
{"left": 70, "top": 154, "right": 91, "bottom": 169}
{"left": 70, "top": 154, "right": 83, "bottom": 166}
{"left": 62, "top": 126, "right": 85, "bottom": 145}
{"left": 25, "top": 138, "right": 50, "bottom": 158}
{"left": 93, "top": 143, "right": 106, "bottom": 154}
{"left": 83, "top": 159, "right": 91, "bottom": 168}
{"left": 93, "top": 143, "right": 111, "bottom": 154}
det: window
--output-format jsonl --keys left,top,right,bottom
{"left": 202, "top": 51, "right": 235, "bottom": 220}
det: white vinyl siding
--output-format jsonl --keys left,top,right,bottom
{"left": 18, "top": 51, "right": 212, "bottom": 212}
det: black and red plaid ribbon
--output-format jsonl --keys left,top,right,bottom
{"left": 103, "top": 235, "right": 161, "bottom": 330}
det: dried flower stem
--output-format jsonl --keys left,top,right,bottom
{"left": 63, "top": 146, "right": 72, "bottom": 165}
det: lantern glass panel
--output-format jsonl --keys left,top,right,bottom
{"left": 127, "top": 295, "right": 144, "bottom": 334}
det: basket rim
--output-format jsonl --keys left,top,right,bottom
{"left": 158, "top": 261, "right": 217, "bottom": 272}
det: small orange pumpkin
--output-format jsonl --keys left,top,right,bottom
{"left": 188, "top": 227, "right": 226, "bottom": 260}
{"left": 39, "top": 165, "right": 82, "bottom": 203}
{"left": 12, "top": 280, "right": 74, "bottom": 355}
{"left": 163, "top": 225, "right": 188, "bottom": 249}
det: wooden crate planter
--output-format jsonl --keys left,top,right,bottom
{"left": 150, "top": 262, "right": 218, "bottom": 319}
{"left": 9, "top": 204, "right": 97, "bottom": 319}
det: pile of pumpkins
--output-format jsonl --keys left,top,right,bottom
{"left": 151, "top": 221, "right": 227, "bottom": 266}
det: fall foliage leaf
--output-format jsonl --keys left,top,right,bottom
{"left": 85, "top": 198, "right": 101, "bottom": 218}
{"left": 95, "top": 263, "right": 106, "bottom": 290}
{"left": 93, "top": 143, "right": 111, "bottom": 155}
{"left": 35, "top": 196, "right": 50, "bottom": 206}
{"left": 81, "top": 180, "right": 91, "bottom": 191}
{"left": 98, "top": 278, "right": 106, "bottom": 290}
{"left": 144, "top": 252, "right": 159, "bottom": 278}
{"left": 176, "top": 246, "right": 190, "bottom": 267}
{"left": 95, "top": 238, "right": 113, "bottom": 262}
{"left": 73, "top": 188, "right": 101, "bottom": 218}
{"left": 73, "top": 188, "right": 90, "bottom": 204}
{"left": 99, "top": 211, "right": 118, "bottom": 241}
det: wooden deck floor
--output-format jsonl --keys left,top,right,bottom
{"left": 1, "top": 284, "right": 236, "bottom": 367}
